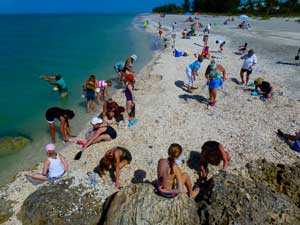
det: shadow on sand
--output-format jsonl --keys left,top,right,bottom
{"left": 276, "top": 61, "right": 300, "bottom": 67}
{"left": 178, "top": 94, "right": 208, "bottom": 105}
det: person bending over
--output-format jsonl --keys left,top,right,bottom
{"left": 101, "top": 98, "right": 125, "bottom": 125}
{"left": 254, "top": 78, "right": 273, "bottom": 98}
{"left": 216, "top": 40, "right": 226, "bottom": 52}
{"left": 40, "top": 74, "right": 68, "bottom": 97}
{"left": 75, "top": 117, "right": 117, "bottom": 160}
{"left": 26, "top": 144, "right": 69, "bottom": 181}
{"left": 45, "top": 107, "right": 75, "bottom": 143}
{"left": 277, "top": 129, "right": 300, "bottom": 152}
{"left": 199, "top": 141, "right": 231, "bottom": 179}
{"left": 185, "top": 55, "right": 204, "bottom": 93}
{"left": 94, "top": 147, "right": 132, "bottom": 188}
{"left": 122, "top": 54, "right": 137, "bottom": 74}
{"left": 157, "top": 143, "right": 199, "bottom": 198}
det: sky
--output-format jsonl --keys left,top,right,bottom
{"left": 0, "top": 0, "right": 184, "bottom": 14}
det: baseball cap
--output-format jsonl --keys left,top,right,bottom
{"left": 91, "top": 117, "right": 103, "bottom": 125}
{"left": 45, "top": 143, "right": 55, "bottom": 152}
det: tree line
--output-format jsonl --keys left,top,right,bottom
{"left": 152, "top": 0, "right": 300, "bottom": 16}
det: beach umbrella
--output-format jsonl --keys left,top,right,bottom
{"left": 239, "top": 15, "right": 249, "bottom": 20}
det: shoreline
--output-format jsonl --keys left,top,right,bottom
{"left": 1, "top": 13, "right": 300, "bottom": 224}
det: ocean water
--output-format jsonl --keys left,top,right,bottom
{"left": 0, "top": 14, "right": 153, "bottom": 185}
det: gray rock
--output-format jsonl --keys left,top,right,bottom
{"left": 102, "top": 183, "right": 200, "bottom": 225}
{"left": 246, "top": 159, "right": 300, "bottom": 207}
{"left": 18, "top": 178, "right": 103, "bottom": 225}
{"left": 198, "top": 172, "right": 300, "bottom": 225}
{"left": 0, "top": 136, "right": 31, "bottom": 157}
{"left": 0, "top": 196, "right": 14, "bottom": 224}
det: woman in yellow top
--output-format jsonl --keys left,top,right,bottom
{"left": 83, "top": 75, "right": 97, "bottom": 113}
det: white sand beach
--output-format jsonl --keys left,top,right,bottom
{"left": 1, "top": 14, "right": 300, "bottom": 224}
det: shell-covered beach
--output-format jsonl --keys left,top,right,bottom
{"left": 1, "top": 14, "right": 300, "bottom": 224}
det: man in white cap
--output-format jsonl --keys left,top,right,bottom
{"left": 122, "top": 54, "right": 137, "bottom": 74}
{"left": 26, "top": 143, "right": 69, "bottom": 181}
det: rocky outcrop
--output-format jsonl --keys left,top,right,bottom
{"left": 247, "top": 159, "right": 300, "bottom": 207}
{"left": 18, "top": 178, "right": 103, "bottom": 225}
{"left": 102, "top": 183, "right": 200, "bottom": 225}
{"left": 0, "top": 196, "right": 14, "bottom": 224}
{"left": 198, "top": 172, "right": 300, "bottom": 225}
{"left": 0, "top": 136, "right": 31, "bottom": 157}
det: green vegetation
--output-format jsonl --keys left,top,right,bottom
{"left": 152, "top": 0, "right": 300, "bottom": 17}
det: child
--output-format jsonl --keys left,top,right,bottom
{"left": 27, "top": 144, "right": 69, "bottom": 181}
{"left": 216, "top": 40, "right": 226, "bottom": 52}
{"left": 124, "top": 74, "right": 137, "bottom": 127}
{"left": 96, "top": 80, "right": 112, "bottom": 105}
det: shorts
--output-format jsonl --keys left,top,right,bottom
{"left": 46, "top": 109, "right": 56, "bottom": 123}
{"left": 48, "top": 172, "right": 64, "bottom": 181}
{"left": 86, "top": 91, "right": 96, "bottom": 101}
{"left": 208, "top": 78, "right": 223, "bottom": 89}
{"left": 241, "top": 68, "right": 252, "bottom": 76}
{"left": 292, "top": 140, "right": 300, "bottom": 152}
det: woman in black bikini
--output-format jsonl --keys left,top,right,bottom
{"left": 94, "top": 146, "right": 132, "bottom": 188}
{"left": 74, "top": 117, "right": 117, "bottom": 160}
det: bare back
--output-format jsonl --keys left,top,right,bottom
{"left": 157, "top": 158, "right": 176, "bottom": 191}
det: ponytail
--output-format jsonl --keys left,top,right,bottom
{"left": 167, "top": 143, "right": 183, "bottom": 174}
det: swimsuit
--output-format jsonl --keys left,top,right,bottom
{"left": 100, "top": 126, "right": 117, "bottom": 139}
{"left": 125, "top": 85, "right": 133, "bottom": 101}
{"left": 208, "top": 70, "right": 223, "bottom": 89}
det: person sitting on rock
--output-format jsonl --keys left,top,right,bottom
{"left": 277, "top": 129, "right": 300, "bottom": 152}
{"left": 157, "top": 143, "right": 200, "bottom": 198}
{"left": 26, "top": 143, "right": 69, "bottom": 181}
{"left": 74, "top": 117, "right": 117, "bottom": 160}
{"left": 254, "top": 78, "right": 273, "bottom": 99}
{"left": 94, "top": 147, "right": 132, "bottom": 188}
{"left": 199, "top": 141, "right": 231, "bottom": 179}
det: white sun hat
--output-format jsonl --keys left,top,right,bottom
{"left": 91, "top": 117, "right": 103, "bottom": 125}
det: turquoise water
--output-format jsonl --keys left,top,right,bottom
{"left": 0, "top": 14, "right": 153, "bottom": 185}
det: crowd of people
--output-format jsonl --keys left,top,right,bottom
{"left": 27, "top": 15, "right": 295, "bottom": 203}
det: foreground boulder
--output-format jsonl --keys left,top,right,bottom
{"left": 247, "top": 159, "right": 300, "bottom": 207}
{"left": 102, "top": 183, "right": 200, "bottom": 225}
{"left": 0, "top": 136, "right": 31, "bottom": 157}
{"left": 18, "top": 178, "right": 103, "bottom": 225}
{"left": 198, "top": 172, "right": 300, "bottom": 225}
{"left": 0, "top": 196, "right": 14, "bottom": 224}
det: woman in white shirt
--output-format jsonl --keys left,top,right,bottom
{"left": 240, "top": 49, "right": 257, "bottom": 85}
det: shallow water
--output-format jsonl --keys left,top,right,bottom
{"left": 0, "top": 14, "right": 154, "bottom": 185}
